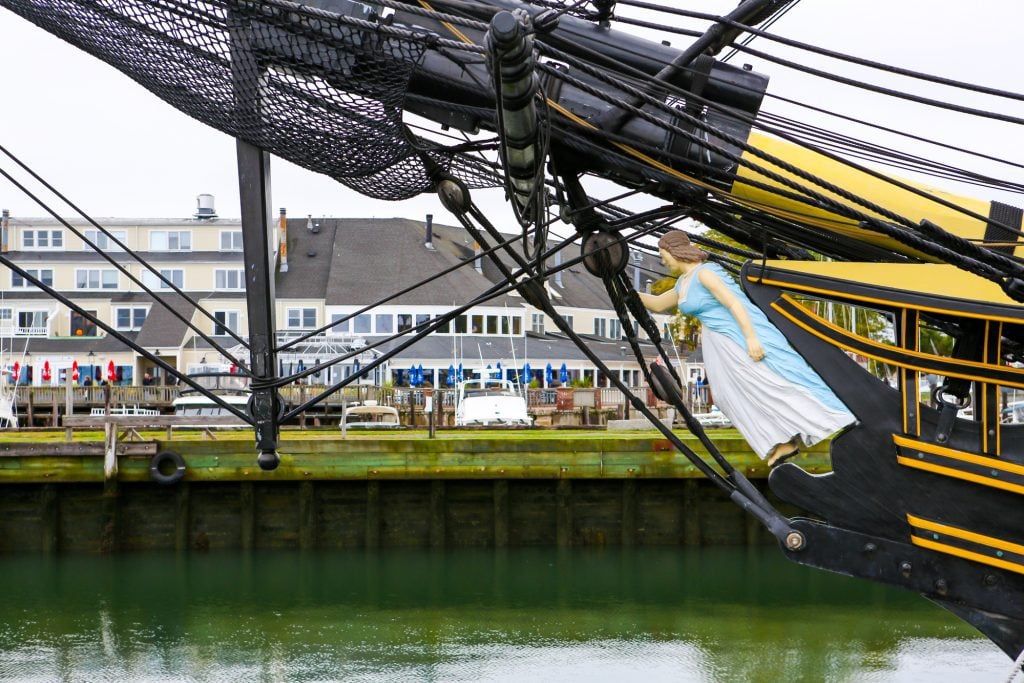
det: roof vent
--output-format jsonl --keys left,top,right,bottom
{"left": 195, "top": 193, "right": 217, "bottom": 219}
{"left": 307, "top": 215, "right": 320, "bottom": 233}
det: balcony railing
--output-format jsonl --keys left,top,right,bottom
{"left": 0, "top": 324, "right": 49, "bottom": 337}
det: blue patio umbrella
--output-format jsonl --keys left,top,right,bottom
{"left": 418, "top": 364, "right": 425, "bottom": 385}
{"left": 523, "top": 362, "right": 531, "bottom": 382}
{"left": 296, "top": 359, "right": 305, "bottom": 374}
{"left": 457, "top": 363, "right": 463, "bottom": 382}
{"left": 545, "top": 363, "right": 553, "bottom": 383}
{"left": 408, "top": 366, "right": 416, "bottom": 386}
{"left": 447, "top": 364, "right": 456, "bottom": 386}
{"left": 559, "top": 363, "right": 568, "bottom": 383}
{"left": 496, "top": 361, "right": 502, "bottom": 377}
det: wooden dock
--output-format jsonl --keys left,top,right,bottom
{"left": 0, "top": 431, "right": 829, "bottom": 553}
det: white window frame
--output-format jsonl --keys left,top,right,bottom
{"left": 16, "top": 309, "right": 48, "bottom": 336}
{"left": 220, "top": 230, "right": 244, "bottom": 251}
{"left": 214, "top": 269, "right": 245, "bottom": 290}
{"left": 113, "top": 306, "right": 148, "bottom": 331}
{"left": 142, "top": 269, "right": 184, "bottom": 289}
{"left": 149, "top": 230, "right": 192, "bottom": 251}
{"left": 21, "top": 229, "right": 63, "bottom": 250}
{"left": 11, "top": 268, "right": 53, "bottom": 289}
{"left": 75, "top": 268, "right": 119, "bottom": 290}
{"left": 531, "top": 313, "right": 545, "bottom": 334}
{"left": 214, "top": 310, "right": 240, "bottom": 336}
{"left": 83, "top": 229, "right": 126, "bottom": 252}
{"left": 286, "top": 307, "right": 317, "bottom": 329}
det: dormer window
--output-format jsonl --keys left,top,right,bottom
{"left": 21, "top": 229, "right": 63, "bottom": 250}
{"left": 150, "top": 230, "right": 191, "bottom": 251}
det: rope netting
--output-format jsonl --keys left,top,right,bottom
{"left": 1, "top": 0, "right": 498, "bottom": 199}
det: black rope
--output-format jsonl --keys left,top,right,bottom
{"left": 0, "top": 151, "right": 251, "bottom": 370}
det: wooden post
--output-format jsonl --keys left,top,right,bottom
{"left": 683, "top": 479, "right": 701, "bottom": 546}
{"left": 175, "top": 483, "right": 190, "bottom": 552}
{"left": 365, "top": 481, "right": 380, "bottom": 548}
{"left": 240, "top": 482, "right": 255, "bottom": 551}
{"left": 299, "top": 384, "right": 306, "bottom": 430}
{"left": 427, "top": 389, "right": 436, "bottom": 439}
{"left": 493, "top": 480, "right": 509, "bottom": 548}
{"left": 621, "top": 479, "right": 637, "bottom": 546}
{"left": 556, "top": 479, "right": 572, "bottom": 548}
{"left": 39, "top": 483, "right": 58, "bottom": 555}
{"left": 26, "top": 390, "right": 34, "bottom": 428}
{"left": 429, "top": 480, "right": 445, "bottom": 548}
{"left": 299, "top": 481, "right": 316, "bottom": 549}
{"left": 51, "top": 388, "right": 58, "bottom": 427}
{"left": 65, "top": 373, "right": 74, "bottom": 441}
{"left": 103, "top": 422, "right": 119, "bottom": 496}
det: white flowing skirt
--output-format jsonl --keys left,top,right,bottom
{"left": 701, "top": 328, "right": 855, "bottom": 459}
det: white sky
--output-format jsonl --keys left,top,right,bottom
{"left": 0, "top": 0, "right": 1021, "bottom": 222}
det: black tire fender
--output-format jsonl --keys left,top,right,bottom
{"left": 150, "top": 450, "right": 186, "bottom": 485}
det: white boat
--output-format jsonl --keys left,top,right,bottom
{"left": 693, "top": 405, "right": 732, "bottom": 428}
{"left": 340, "top": 401, "right": 402, "bottom": 430}
{"left": 171, "top": 373, "right": 249, "bottom": 425}
{"left": 454, "top": 378, "right": 533, "bottom": 427}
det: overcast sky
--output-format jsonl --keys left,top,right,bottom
{"left": 0, "top": 0, "right": 1020, "bottom": 223}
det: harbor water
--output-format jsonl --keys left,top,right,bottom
{"left": 0, "top": 547, "right": 1008, "bottom": 681}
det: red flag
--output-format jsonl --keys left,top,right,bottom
{"left": 71, "top": 360, "right": 80, "bottom": 382}
{"left": 12, "top": 362, "right": 19, "bottom": 381}
{"left": 42, "top": 360, "right": 52, "bottom": 382}
{"left": 107, "top": 360, "right": 116, "bottom": 382}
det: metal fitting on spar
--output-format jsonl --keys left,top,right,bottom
{"left": 487, "top": 10, "right": 540, "bottom": 214}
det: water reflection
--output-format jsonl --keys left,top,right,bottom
{"left": 0, "top": 548, "right": 1007, "bottom": 681}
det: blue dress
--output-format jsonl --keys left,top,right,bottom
{"left": 677, "top": 263, "right": 854, "bottom": 457}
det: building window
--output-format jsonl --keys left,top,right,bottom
{"left": 84, "top": 229, "right": 126, "bottom": 252}
{"left": 594, "top": 318, "right": 607, "bottom": 337}
{"left": 0, "top": 308, "right": 10, "bottom": 322}
{"left": 142, "top": 269, "right": 184, "bottom": 289}
{"left": 75, "top": 268, "right": 118, "bottom": 289}
{"left": 375, "top": 314, "right": 393, "bottom": 334}
{"left": 11, "top": 269, "right": 53, "bottom": 289}
{"left": 114, "top": 307, "right": 148, "bottom": 332}
{"left": 353, "top": 313, "right": 371, "bottom": 334}
{"left": 287, "top": 308, "right": 317, "bottom": 329}
{"left": 437, "top": 316, "right": 451, "bottom": 334}
{"left": 71, "top": 310, "right": 99, "bottom": 336}
{"left": 512, "top": 317, "right": 522, "bottom": 335}
{"left": 214, "top": 269, "right": 245, "bottom": 290}
{"left": 330, "top": 313, "right": 349, "bottom": 334}
{"left": 17, "top": 310, "right": 47, "bottom": 335}
{"left": 531, "top": 313, "right": 545, "bottom": 334}
{"left": 21, "top": 229, "right": 63, "bottom": 250}
{"left": 415, "top": 314, "right": 430, "bottom": 330}
{"left": 220, "top": 230, "right": 244, "bottom": 251}
{"left": 610, "top": 319, "right": 621, "bottom": 340}
{"left": 214, "top": 310, "right": 239, "bottom": 335}
{"left": 486, "top": 315, "right": 499, "bottom": 335}
{"left": 563, "top": 315, "right": 574, "bottom": 332}
{"left": 149, "top": 230, "right": 191, "bottom": 251}
{"left": 471, "top": 315, "right": 483, "bottom": 334}
{"left": 454, "top": 315, "right": 468, "bottom": 334}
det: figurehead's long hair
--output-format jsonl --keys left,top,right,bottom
{"left": 658, "top": 230, "right": 707, "bottom": 263}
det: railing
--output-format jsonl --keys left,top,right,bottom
{"left": 7, "top": 383, "right": 673, "bottom": 414}
{"left": 0, "top": 325, "right": 49, "bottom": 337}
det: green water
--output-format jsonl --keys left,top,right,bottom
{"left": 0, "top": 548, "right": 1008, "bottom": 681}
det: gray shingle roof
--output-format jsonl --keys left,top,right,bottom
{"left": 135, "top": 295, "right": 197, "bottom": 348}
{"left": 320, "top": 218, "right": 519, "bottom": 307}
